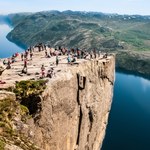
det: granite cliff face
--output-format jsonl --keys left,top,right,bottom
{"left": 0, "top": 55, "right": 115, "bottom": 150}
{"left": 29, "top": 56, "right": 115, "bottom": 150}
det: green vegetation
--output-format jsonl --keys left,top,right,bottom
{"left": 14, "top": 80, "right": 47, "bottom": 115}
{"left": 6, "top": 11, "right": 150, "bottom": 75}
{"left": 0, "top": 97, "right": 33, "bottom": 149}
{"left": 0, "top": 87, "right": 42, "bottom": 149}
{"left": 0, "top": 139, "right": 5, "bottom": 150}
{"left": 14, "top": 80, "right": 46, "bottom": 101}
{"left": 7, "top": 11, "right": 150, "bottom": 52}
{"left": 0, "top": 80, "right": 47, "bottom": 149}
{"left": 116, "top": 51, "right": 150, "bottom": 76}
{"left": 0, "top": 98, "right": 16, "bottom": 135}
{"left": 20, "top": 104, "right": 29, "bottom": 116}
{"left": 114, "top": 28, "right": 150, "bottom": 51}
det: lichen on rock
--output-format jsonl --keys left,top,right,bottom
{"left": 13, "top": 80, "right": 47, "bottom": 117}
{"left": 0, "top": 91, "right": 40, "bottom": 150}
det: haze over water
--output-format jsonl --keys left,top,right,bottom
{"left": 0, "top": 22, "right": 23, "bottom": 58}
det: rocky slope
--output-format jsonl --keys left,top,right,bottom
{"left": 0, "top": 54, "right": 115, "bottom": 150}
{"left": 116, "top": 50, "right": 150, "bottom": 77}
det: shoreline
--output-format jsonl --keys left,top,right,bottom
{"left": 6, "top": 34, "right": 27, "bottom": 50}
{"left": 116, "top": 67, "right": 150, "bottom": 80}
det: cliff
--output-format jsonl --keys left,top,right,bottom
{"left": 0, "top": 54, "right": 115, "bottom": 150}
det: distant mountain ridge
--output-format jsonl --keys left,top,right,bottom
{"left": 6, "top": 10, "right": 150, "bottom": 50}
{"left": 5, "top": 10, "right": 150, "bottom": 76}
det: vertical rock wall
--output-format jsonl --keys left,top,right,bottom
{"left": 31, "top": 56, "right": 115, "bottom": 150}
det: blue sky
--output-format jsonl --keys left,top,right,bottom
{"left": 0, "top": 0, "right": 149, "bottom": 15}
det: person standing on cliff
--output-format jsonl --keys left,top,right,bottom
{"left": 90, "top": 51, "right": 93, "bottom": 59}
{"left": 56, "top": 55, "right": 59, "bottom": 66}
{"left": 45, "top": 49, "right": 48, "bottom": 57}
{"left": 21, "top": 53, "right": 24, "bottom": 61}
{"left": 22, "top": 58, "right": 27, "bottom": 73}
{"left": 30, "top": 51, "right": 33, "bottom": 60}
{"left": 41, "top": 64, "right": 45, "bottom": 78}
{"left": 67, "top": 54, "right": 71, "bottom": 64}
{"left": 6, "top": 58, "right": 11, "bottom": 69}
{"left": 93, "top": 48, "right": 97, "bottom": 59}
{"left": 98, "top": 51, "right": 101, "bottom": 58}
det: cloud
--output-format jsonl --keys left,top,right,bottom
{"left": 0, "top": 0, "right": 149, "bottom": 15}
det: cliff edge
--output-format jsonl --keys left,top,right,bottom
{"left": 30, "top": 56, "right": 115, "bottom": 150}
{"left": 0, "top": 54, "right": 115, "bottom": 150}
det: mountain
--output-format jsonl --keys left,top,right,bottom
{"left": 6, "top": 10, "right": 150, "bottom": 76}
{"left": 6, "top": 11, "right": 150, "bottom": 50}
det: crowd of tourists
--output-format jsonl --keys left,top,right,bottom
{"left": 1, "top": 43, "right": 108, "bottom": 80}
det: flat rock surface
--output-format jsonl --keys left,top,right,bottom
{"left": 0, "top": 49, "right": 111, "bottom": 89}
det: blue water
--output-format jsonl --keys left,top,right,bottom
{"left": 1, "top": 20, "right": 150, "bottom": 150}
{"left": 0, "top": 22, "right": 23, "bottom": 58}
{"left": 102, "top": 72, "right": 150, "bottom": 150}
